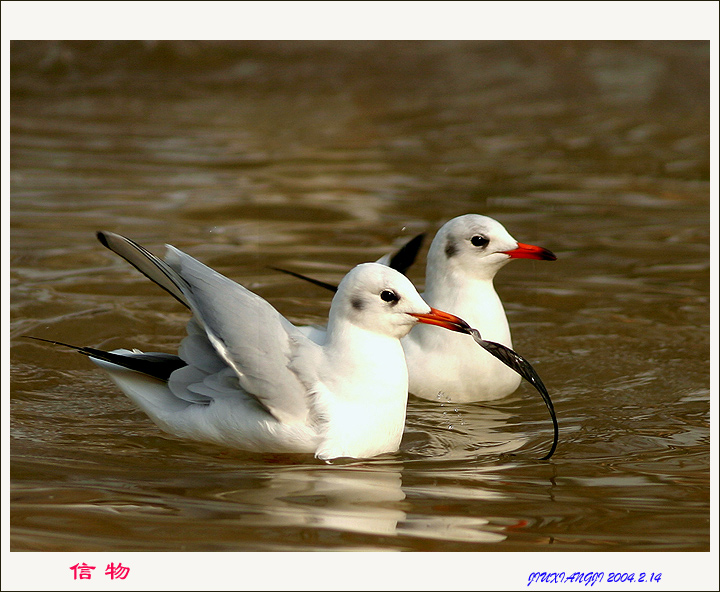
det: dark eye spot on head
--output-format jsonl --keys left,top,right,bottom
{"left": 351, "top": 296, "right": 365, "bottom": 311}
{"left": 380, "top": 290, "right": 399, "bottom": 305}
{"left": 445, "top": 238, "right": 457, "bottom": 258}
{"left": 471, "top": 235, "right": 489, "bottom": 248}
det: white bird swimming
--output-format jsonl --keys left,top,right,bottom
{"left": 293, "top": 215, "right": 556, "bottom": 403}
{"left": 43, "top": 231, "right": 473, "bottom": 460}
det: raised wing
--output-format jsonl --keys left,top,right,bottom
{"left": 162, "top": 245, "right": 313, "bottom": 425}
{"left": 98, "top": 231, "right": 313, "bottom": 425}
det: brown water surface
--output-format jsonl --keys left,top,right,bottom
{"left": 9, "top": 41, "right": 710, "bottom": 560}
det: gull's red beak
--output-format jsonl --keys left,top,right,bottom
{"left": 410, "top": 308, "right": 471, "bottom": 334}
{"left": 503, "top": 242, "right": 557, "bottom": 261}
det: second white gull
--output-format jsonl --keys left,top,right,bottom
{"left": 289, "top": 214, "right": 557, "bottom": 403}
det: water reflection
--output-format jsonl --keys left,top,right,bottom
{"left": 216, "top": 460, "right": 511, "bottom": 545}
{"left": 219, "top": 464, "right": 405, "bottom": 537}
{"left": 404, "top": 400, "right": 531, "bottom": 459}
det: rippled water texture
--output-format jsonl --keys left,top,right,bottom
{"left": 10, "top": 41, "right": 710, "bottom": 559}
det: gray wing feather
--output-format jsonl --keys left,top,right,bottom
{"left": 97, "top": 231, "right": 190, "bottom": 307}
{"left": 163, "top": 245, "right": 312, "bottom": 425}
{"left": 98, "top": 231, "right": 313, "bottom": 425}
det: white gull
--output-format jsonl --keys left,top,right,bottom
{"left": 48, "top": 231, "right": 472, "bottom": 460}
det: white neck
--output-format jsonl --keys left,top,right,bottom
{"left": 314, "top": 326, "right": 409, "bottom": 459}
{"left": 423, "top": 274, "right": 511, "bottom": 346}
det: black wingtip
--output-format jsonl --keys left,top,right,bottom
{"left": 24, "top": 335, "right": 79, "bottom": 349}
{"left": 269, "top": 266, "right": 339, "bottom": 293}
{"left": 388, "top": 232, "right": 426, "bottom": 275}
{"left": 24, "top": 335, "right": 186, "bottom": 381}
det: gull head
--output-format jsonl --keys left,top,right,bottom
{"left": 427, "top": 214, "right": 556, "bottom": 282}
{"left": 330, "top": 262, "right": 470, "bottom": 339}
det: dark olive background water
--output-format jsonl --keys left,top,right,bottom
{"left": 7, "top": 39, "right": 712, "bottom": 587}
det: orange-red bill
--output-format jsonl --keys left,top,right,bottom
{"left": 410, "top": 308, "right": 471, "bottom": 333}
{"left": 504, "top": 242, "right": 557, "bottom": 261}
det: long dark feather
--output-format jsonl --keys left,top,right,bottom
{"left": 270, "top": 232, "right": 426, "bottom": 293}
{"left": 467, "top": 328, "right": 558, "bottom": 460}
{"left": 25, "top": 336, "right": 186, "bottom": 381}
{"left": 268, "top": 267, "right": 338, "bottom": 293}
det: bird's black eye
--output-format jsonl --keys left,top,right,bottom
{"left": 380, "top": 290, "right": 399, "bottom": 304}
{"left": 471, "top": 235, "right": 489, "bottom": 248}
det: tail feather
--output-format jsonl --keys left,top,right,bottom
{"left": 26, "top": 336, "right": 186, "bottom": 381}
